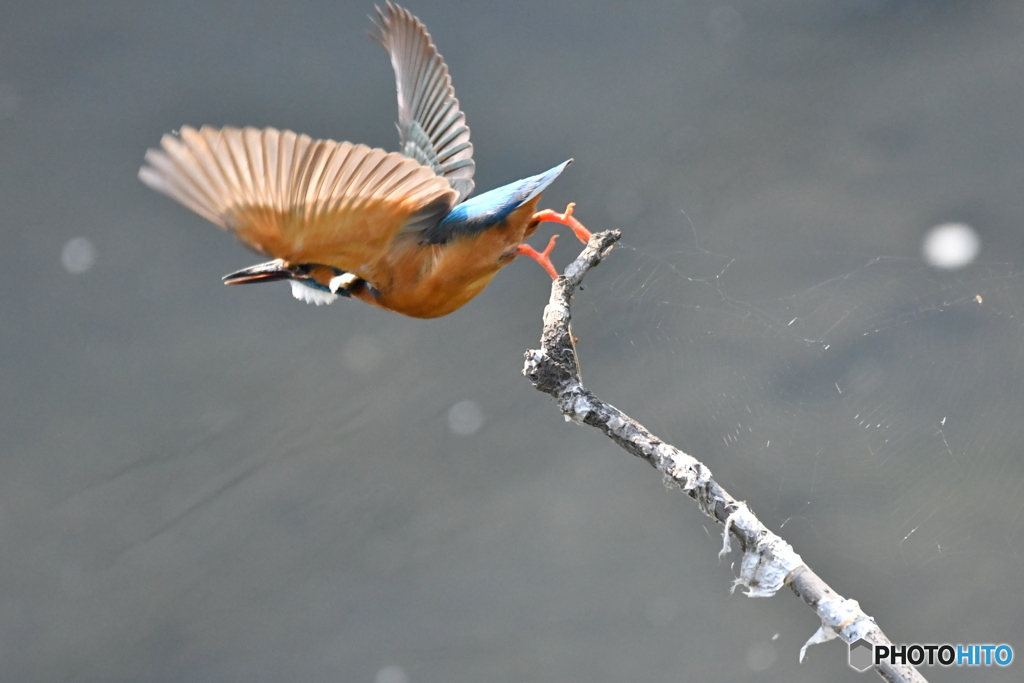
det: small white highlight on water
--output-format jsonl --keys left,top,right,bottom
{"left": 922, "top": 222, "right": 980, "bottom": 270}
{"left": 447, "top": 400, "right": 484, "bottom": 435}
{"left": 61, "top": 237, "right": 97, "bottom": 274}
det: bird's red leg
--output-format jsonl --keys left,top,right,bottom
{"left": 517, "top": 235, "right": 560, "bottom": 279}
{"left": 531, "top": 202, "right": 592, "bottom": 244}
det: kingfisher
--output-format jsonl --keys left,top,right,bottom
{"left": 139, "top": 2, "right": 590, "bottom": 318}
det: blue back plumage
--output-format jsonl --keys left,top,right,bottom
{"left": 420, "top": 160, "right": 572, "bottom": 245}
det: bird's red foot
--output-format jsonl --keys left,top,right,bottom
{"left": 517, "top": 235, "right": 560, "bottom": 279}
{"left": 531, "top": 202, "right": 592, "bottom": 244}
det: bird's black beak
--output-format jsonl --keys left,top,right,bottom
{"left": 222, "top": 259, "right": 294, "bottom": 285}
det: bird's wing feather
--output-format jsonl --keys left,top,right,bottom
{"left": 423, "top": 160, "right": 572, "bottom": 244}
{"left": 140, "top": 125, "right": 457, "bottom": 271}
{"left": 373, "top": 2, "right": 475, "bottom": 203}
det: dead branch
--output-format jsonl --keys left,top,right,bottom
{"left": 522, "top": 230, "right": 926, "bottom": 683}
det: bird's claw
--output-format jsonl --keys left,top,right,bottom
{"left": 532, "top": 202, "right": 592, "bottom": 244}
{"left": 517, "top": 235, "right": 561, "bottom": 279}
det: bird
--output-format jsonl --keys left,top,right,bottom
{"left": 139, "top": 2, "right": 591, "bottom": 319}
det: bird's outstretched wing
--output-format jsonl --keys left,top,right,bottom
{"left": 373, "top": 2, "right": 475, "bottom": 203}
{"left": 139, "top": 125, "right": 456, "bottom": 272}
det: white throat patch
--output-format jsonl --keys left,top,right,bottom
{"left": 289, "top": 280, "right": 339, "bottom": 306}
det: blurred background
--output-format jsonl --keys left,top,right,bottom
{"left": 2, "top": 1, "right": 1023, "bottom": 681}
